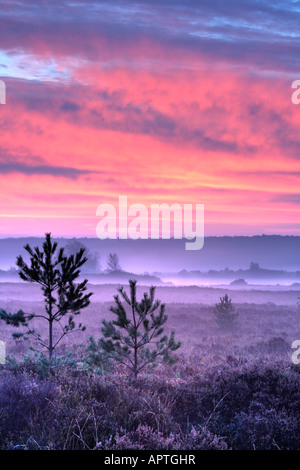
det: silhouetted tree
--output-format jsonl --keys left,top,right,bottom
{"left": 214, "top": 294, "right": 238, "bottom": 329}
{"left": 65, "top": 238, "right": 100, "bottom": 273}
{"left": 0, "top": 233, "right": 93, "bottom": 359}
{"left": 90, "top": 280, "right": 181, "bottom": 378}
{"left": 106, "top": 253, "right": 122, "bottom": 273}
{"left": 249, "top": 262, "right": 260, "bottom": 272}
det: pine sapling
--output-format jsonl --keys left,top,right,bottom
{"left": 0, "top": 233, "right": 93, "bottom": 359}
{"left": 93, "top": 279, "right": 181, "bottom": 378}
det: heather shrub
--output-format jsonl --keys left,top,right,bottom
{"left": 102, "top": 425, "right": 176, "bottom": 450}
{"left": 195, "top": 364, "right": 300, "bottom": 449}
{"left": 1, "top": 354, "right": 300, "bottom": 449}
{"left": 174, "top": 426, "right": 228, "bottom": 450}
{"left": 102, "top": 424, "right": 227, "bottom": 450}
{"left": 255, "top": 337, "right": 290, "bottom": 355}
{"left": 228, "top": 405, "right": 300, "bottom": 450}
{"left": 0, "top": 371, "right": 56, "bottom": 448}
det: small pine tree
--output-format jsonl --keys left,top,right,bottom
{"left": 0, "top": 233, "right": 93, "bottom": 359}
{"left": 83, "top": 336, "right": 112, "bottom": 375}
{"left": 92, "top": 279, "right": 181, "bottom": 378}
{"left": 214, "top": 294, "right": 238, "bottom": 329}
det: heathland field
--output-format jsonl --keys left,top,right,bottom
{"left": 0, "top": 281, "right": 300, "bottom": 450}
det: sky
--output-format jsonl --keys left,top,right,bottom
{"left": 0, "top": 0, "right": 300, "bottom": 238}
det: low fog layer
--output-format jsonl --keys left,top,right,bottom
{"left": 0, "top": 235, "right": 300, "bottom": 273}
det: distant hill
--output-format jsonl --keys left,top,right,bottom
{"left": 154, "top": 265, "right": 300, "bottom": 284}
{"left": 0, "top": 235, "right": 300, "bottom": 273}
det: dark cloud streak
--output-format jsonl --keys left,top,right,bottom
{"left": 0, "top": 0, "right": 299, "bottom": 74}
{"left": 0, "top": 153, "right": 100, "bottom": 179}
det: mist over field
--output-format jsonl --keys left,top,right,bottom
{"left": 1, "top": 235, "right": 300, "bottom": 451}
{"left": 1, "top": 236, "right": 300, "bottom": 285}
{"left": 1, "top": 279, "right": 300, "bottom": 354}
